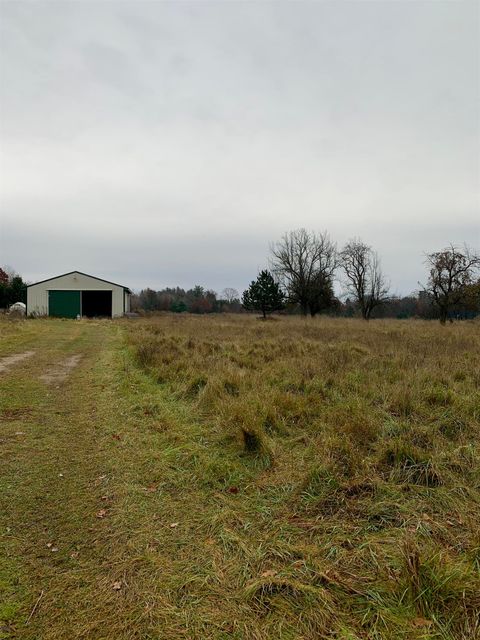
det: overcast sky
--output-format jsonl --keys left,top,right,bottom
{"left": 0, "top": 0, "right": 478, "bottom": 295}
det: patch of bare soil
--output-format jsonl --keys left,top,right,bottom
{"left": 40, "top": 355, "right": 83, "bottom": 385}
{"left": 0, "top": 350, "right": 35, "bottom": 373}
{"left": 0, "top": 407, "right": 34, "bottom": 420}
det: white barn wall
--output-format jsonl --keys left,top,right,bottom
{"left": 124, "top": 290, "right": 131, "bottom": 313}
{"left": 27, "top": 272, "right": 130, "bottom": 318}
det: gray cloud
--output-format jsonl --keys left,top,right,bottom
{"left": 1, "top": 0, "right": 478, "bottom": 294}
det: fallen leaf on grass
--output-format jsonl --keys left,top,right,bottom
{"left": 412, "top": 618, "right": 432, "bottom": 627}
{"left": 228, "top": 486, "right": 239, "bottom": 494}
{"left": 96, "top": 509, "right": 107, "bottom": 519}
{"left": 169, "top": 522, "right": 179, "bottom": 528}
{"left": 112, "top": 581, "right": 122, "bottom": 591}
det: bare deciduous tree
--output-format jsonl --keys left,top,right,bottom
{"left": 221, "top": 288, "right": 239, "bottom": 303}
{"left": 423, "top": 244, "right": 480, "bottom": 324}
{"left": 340, "top": 238, "right": 390, "bottom": 320}
{"left": 270, "top": 229, "right": 337, "bottom": 316}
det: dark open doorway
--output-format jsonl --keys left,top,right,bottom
{"left": 81, "top": 290, "right": 112, "bottom": 318}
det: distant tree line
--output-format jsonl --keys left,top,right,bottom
{"left": 260, "top": 231, "right": 479, "bottom": 323}
{"left": 132, "top": 285, "right": 242, "bottom": 315}
{"left": 263, "top": 231, "right": 479, "bottom": 323}
{"left": 130, "top": 234, "right": 479, "bottom": 323}
{"left": 0, "top": 267, "right": 27, "bottom": 309}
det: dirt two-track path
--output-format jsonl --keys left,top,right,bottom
{"left": 0, "top": 320, "right": 131, "bottom": 639}
{"left": 2, "top": 319, "right": 220, "bottom": 640}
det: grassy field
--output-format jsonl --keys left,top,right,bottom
{"left": 0, "top": 315, "right": 479, "bottom": 639}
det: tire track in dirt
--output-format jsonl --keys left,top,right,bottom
{"left": 0, "top": 351, "right": 35, "bottom": 374}
{"left": 40, "top": 354, "right": 83, "bottom": 385}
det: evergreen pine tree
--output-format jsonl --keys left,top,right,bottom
{"left": 242, "top": 270, "right": 284, "bottom": 318}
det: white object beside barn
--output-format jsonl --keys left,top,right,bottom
{"left": 9, "top": 302, "right": 26, "bottom": 315}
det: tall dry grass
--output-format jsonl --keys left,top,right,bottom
{"left": 125, "top": 314, "right": 480, "bottom": 638}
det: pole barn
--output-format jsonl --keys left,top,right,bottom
{"left": 26, "top": 271, "right": 132, "bottom": 318}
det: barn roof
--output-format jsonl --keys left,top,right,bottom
{"left": 27, "top": 271, "right": 132, "bottom": 293}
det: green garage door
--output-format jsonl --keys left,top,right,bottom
{"left": 48, "top": 291, "right": 81, "bottom": 318}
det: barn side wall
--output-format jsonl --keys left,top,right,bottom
{"left": 27, "top": 273, "right": 127, "bottom": 318}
